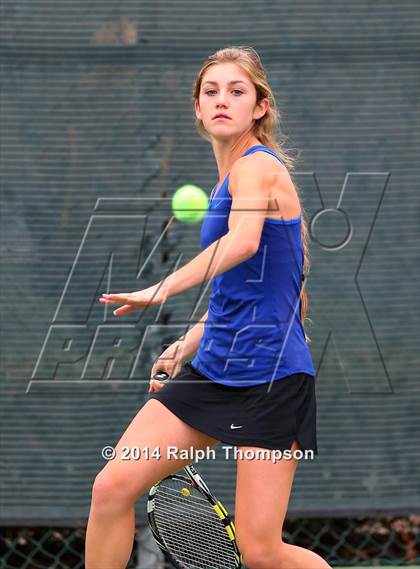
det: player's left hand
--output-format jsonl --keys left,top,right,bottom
{"left": 99, "top": 283, "right": 168, "bottom": 316}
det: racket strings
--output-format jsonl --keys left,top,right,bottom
{"left": 156, "top": 496, "right": 233, "bottom": 550}
{"left": 152, "top": 478, "right": 238, "bottom": 568}
{"left": 156, "top": 485, "right": 222, "bottom": 527}
{"left": 155, "top": 493, "right": 234, "bottom": 561}
{"left": 155, "top": 508, "right": 236, "bottom": 568}
{"left": 156, "top": 483, "right": 231, "bottom": 537}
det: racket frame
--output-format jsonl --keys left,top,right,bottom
{"left": 147, "top": 462, "right": 242, "bottom": 569}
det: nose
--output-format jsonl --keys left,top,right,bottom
{"left": 215, "top": 89, "right": 229, "bottom": 105}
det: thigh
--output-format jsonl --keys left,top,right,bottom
{"left": 95, "top": 399, "right": 220, "bottom": 502}
{"left": 234, "top": 440, "right": 300, "bottom": 551}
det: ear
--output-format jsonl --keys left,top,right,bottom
{"left": 194, "top": 99, "right": 202, "bottom": 120}
{"left": 253, "top": 98, "right": 269, "bottom": 121}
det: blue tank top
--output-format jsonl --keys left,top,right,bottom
{"left": 191, "top": 144, "right": 316, "bottom": 386}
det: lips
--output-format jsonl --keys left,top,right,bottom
{"left": 213, "top": 114, "right": 231, "bottom": 120}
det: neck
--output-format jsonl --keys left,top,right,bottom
{"left": 212, "top": 135, "right": 262, "bottom": 185}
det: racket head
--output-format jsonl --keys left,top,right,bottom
{"left": 147, "top": 471, "right": 242, "bottom": 569}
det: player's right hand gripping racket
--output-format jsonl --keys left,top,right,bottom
{"left": 147, "top": 371, "right": 242, "bottom": 569}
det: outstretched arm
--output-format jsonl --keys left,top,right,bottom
{"left": 160, "top": 155, "right": 271, "bottom": 298}
{"left": 100, "top": 154, "right": 272, "bottom": 314}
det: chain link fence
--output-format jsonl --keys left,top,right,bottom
{"left": 1, "top": 515, "right": 419, "bottom": 568}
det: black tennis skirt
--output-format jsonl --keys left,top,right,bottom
{"left": 148, "top": 362, "right": 318, "bottom": 454}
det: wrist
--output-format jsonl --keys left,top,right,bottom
{"left": 172, "top": 339, "right": 185, "bottom": 363}
{"left": 157, "top": 279, "right": 172, "bottom": 301}
{"left": 175, "top": 339, "right": 194, "bottom": 365}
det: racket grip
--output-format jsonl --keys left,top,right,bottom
{"left": 153, "top": 371, "right": 170, "bottom": 383}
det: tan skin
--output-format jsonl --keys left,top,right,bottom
{"left": 86, "top": 63, "right": 331, "bottom": 568}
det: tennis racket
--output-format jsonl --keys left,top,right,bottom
{"left": 147, "top": 370, "right": 242, "bottom": 569}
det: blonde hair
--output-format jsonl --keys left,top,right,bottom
{"left": 192, "top": 45, "right": 312, "bottom": 342}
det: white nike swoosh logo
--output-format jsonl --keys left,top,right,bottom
{"left": 230, "top": 424, "right": 243, "bottom": 429}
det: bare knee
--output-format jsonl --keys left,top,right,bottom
{"left": 90, "top": 470, "right": 144, "bottom": 515}
{"left": 240, "top": 540, "right": 285, "bottom": 569}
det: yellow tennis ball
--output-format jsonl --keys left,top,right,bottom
{"left": 181, "top": 487, "right": 191, "bottom": 497}
{"left": 172, "top": 184, "right": 209, "bottom": 224}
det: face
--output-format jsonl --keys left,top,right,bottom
{"left": 195, "top": 62, "right": 268, "bottom": 140}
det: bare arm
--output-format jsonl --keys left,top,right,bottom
{"left": 158, "top": 232, "right": 254, "bottom": 299}
{"left": 102, "top": 155, "right": 273, "bottom": 323}
{"left": 173, "top": 309, "right": 208, "bottom": 363}
{"left": 158, "top": 155, "right": 271, "bottom": 299}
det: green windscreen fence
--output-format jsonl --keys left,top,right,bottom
{"left": 0, "top": 0, "right": 419, "bottom": 528}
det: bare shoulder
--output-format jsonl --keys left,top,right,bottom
{"left": 230, "top": 149, "right": 294, "bottom": 192}
{"left": 231, "top": 150, "right": 278, "bottom": 183}
{"left": 230, "top": 149, "right": 300, "bottom": 219}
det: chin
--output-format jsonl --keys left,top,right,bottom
{"left": 211, "top": 133, "right": 236, "bottom": 142}
{"left": 208, "top": 125, "right": 237, "bottom": 137}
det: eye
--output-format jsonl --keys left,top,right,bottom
{"left": 204, "top": 89, "right": 243, "bottom": 96}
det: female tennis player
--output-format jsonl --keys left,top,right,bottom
{"left": 86, "top": 46, "right": 332, "bottom": 569}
